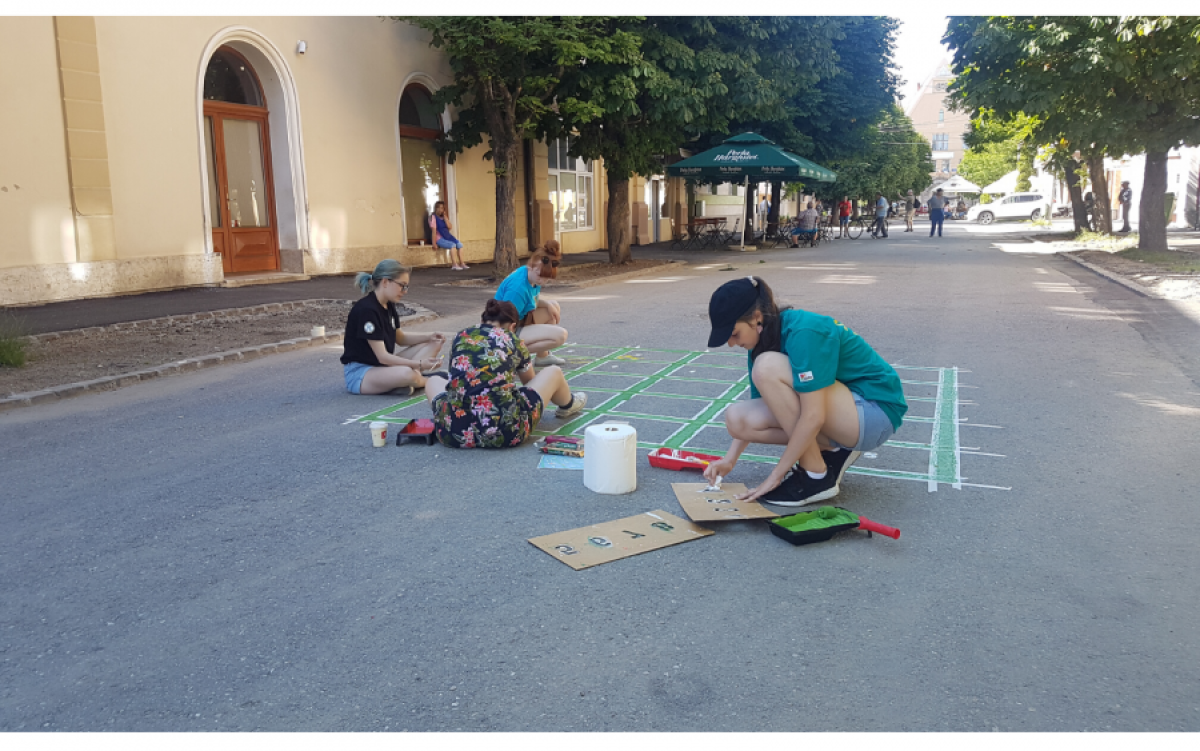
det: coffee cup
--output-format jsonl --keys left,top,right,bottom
{"left": 369, "top": 421, "right": 388, "bottom": 447}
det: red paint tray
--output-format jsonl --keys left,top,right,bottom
{"left": 396, "top": 418, "right": 436, "bottom": 445}
{"left": 648, "top": 448, "right": 723, "bottom": 471}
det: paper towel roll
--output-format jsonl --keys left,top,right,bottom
{"left": 583, "top": 422, "right": 638, "bottom": 494}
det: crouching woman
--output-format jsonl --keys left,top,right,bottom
{"left": 424, "top": 299, "right": 588, "bottom": 448}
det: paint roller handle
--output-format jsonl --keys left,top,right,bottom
{"left": 856, "top": 516, "right": 900, "bottom": 540}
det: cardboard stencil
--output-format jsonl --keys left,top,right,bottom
{"left": 528, "top": 510, "right": 714, "bottom": 570}
{"left": 671, "top": 483, "right": 780, "bottom": 522}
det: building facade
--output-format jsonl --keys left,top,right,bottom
{"left": 905, "top": 59, "right": 971, "bottom": 186}
{"left": 1, "top": 17, "right": 661, "bottom": 308}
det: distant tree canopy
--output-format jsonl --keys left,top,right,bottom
{"left": 817, "top": 105, "right": 933, "bottom": 202}
{"left": 946, "top": 16, "right": 1200, "bottom": 248}
{"left": 403, "top": 16, "right": 907, "bottom": 267}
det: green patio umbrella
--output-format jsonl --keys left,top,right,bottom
{"left": 667, "top": 132, "right": 836, "bottom": 249}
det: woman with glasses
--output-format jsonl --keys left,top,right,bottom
{"left": 494, "top": 240, "right": 569, "bottom": 367}
{"left": 340, "top": 259, "right": 447, "bottom": 396}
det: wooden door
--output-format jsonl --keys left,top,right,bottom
{"left": 204, "top": 102, "right": 279, "bottom": 274}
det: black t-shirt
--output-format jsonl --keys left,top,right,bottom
{"left": 340, "top": 294, "right": 399, "bottom": 366}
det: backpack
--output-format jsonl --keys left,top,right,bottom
{"left": 424, "top": 212, "right": 434, "bottom": 244}
{"left": 914, "top": 198, "right": 921, "bottom": 209}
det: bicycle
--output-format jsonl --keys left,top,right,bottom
{"left": 845, "top": 214, "right": 870, "bottom": 240}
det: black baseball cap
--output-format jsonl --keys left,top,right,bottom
{"left": 707, "top": 277, "right": 760, "bottom": 347}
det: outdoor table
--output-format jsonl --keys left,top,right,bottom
{"left": 685, "top": 217, "right": 726, "bottom": 249}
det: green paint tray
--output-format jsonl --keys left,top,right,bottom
{"left": 768, "top": 506, "right": 900, "bottom": 545}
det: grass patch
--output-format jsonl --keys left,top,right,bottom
{"left": 0, "top": 311, "right": 29, "bottom": 368}
{"left": 1116, "top": 248, "right": 1200, "bottom": 274}
{"left": 1073, "top": 230, "right": 1139, "bottom": 251}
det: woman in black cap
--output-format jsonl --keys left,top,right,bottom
{"left": 703, "top": 276, "right": 908, "bottom": 505}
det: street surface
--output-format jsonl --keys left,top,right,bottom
{"left": 3, "top": 221, "right": 1199, "bottom": 731}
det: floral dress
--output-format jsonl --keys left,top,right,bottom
{"left": 432, "top": 324, "right": 545, "bottom": 448}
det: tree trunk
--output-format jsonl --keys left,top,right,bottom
{"left": 607, "top": 175, "right": 632, "bottom": 265}
{"left": 1064, "top": 157, "right": 1088, "bottom": 234}
{"left": 1087, "top": 153, "right": 1112, "bottom": 234}
{"left": 1138, "top": 150, "right": 1169, "bottom": 251}
{"left": 491, "top": 136, "right": 521, "bottom": 275}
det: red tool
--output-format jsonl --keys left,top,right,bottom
{"left": 648, "top": 448, "right": 723, "bottom": 471}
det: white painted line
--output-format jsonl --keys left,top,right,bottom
{"left": 952, "top": 367, "right": 962, "bottom": 490}
{"left": 961, "top": 451, "right": 1006, "bottom": 457}
{"left": 959, "top": 422, "right": 1005, "bottom": 429}
{"left": 959, "top": 482, "right": 1013, "bottom": 491}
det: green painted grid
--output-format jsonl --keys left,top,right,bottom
{"left": 347, "top": 345, "right": 971, "bottom": 489}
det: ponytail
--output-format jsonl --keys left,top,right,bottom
{"left": 354, "top": 259, "right": 411, "bottom": 295}
{"left": 738, "top": 276, "right": 789, "bottom": 360}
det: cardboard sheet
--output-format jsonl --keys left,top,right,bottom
{"left": 528, "top": 510, "right": 713, "bottom": 570}
{"left": 671, "top": 482, "right": 780, "bottom": 521}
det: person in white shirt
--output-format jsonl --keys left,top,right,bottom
{"left": 757, "top": 196, "right": 771, "bottom": 231}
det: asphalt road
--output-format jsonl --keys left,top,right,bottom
{"left": 3, "top": 222, "right": 1199, "bottom": 732}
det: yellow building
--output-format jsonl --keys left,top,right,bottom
{"left": 1, "top": 17, "right": 657, "bottom": 307}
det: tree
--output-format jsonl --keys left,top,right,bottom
{"left": 564, "top": 18, "right": 827, "bottom": 262}
{"left": 946, "top": 16, "right": 1200, "bottom": 248}
{"left": 817, "top": 105, "right": 933, "bottom": 204}
{"left": 957, "top": 140, "right": 1019, "bottom": 192}
{"left": 402, "top": 17, "right": 640, "bottom": 274}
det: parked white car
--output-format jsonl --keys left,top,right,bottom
{"left": 967, "top": 192, "right": 1046, "bottom": 224}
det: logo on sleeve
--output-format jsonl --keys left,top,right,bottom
{"left": 798, "top": 371, "right": 814, "bottom": 383}
{"left": 363, "top": 322, "right": 376, "bottom": 334}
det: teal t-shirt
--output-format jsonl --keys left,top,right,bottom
{"left": 495, "top": 267, "right": 540, "bottom": 318}
{"left": 747, "top": 309, "right": 908, "bottom": 430}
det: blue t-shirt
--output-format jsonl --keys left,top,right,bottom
{"left": 875, "top": 197, "right": 888, "bottom": 217}
{"left": 494, "top": 266, "right": 539, "bottom": 318}
{"left": 434, "top": 215, "right": 458, "bottom": 244}
{"left": 747, "top": 309, "right": 908, "bottom": 430}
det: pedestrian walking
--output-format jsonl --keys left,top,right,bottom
{"left": 1118, "top": 180, "right": 1133, "bottom": 233}
{"left": 872, "top": 193, "right": 888, "bottom": 238}
{"left": 897, "top": 189, "right": 915, "bottom": 232}
{"left": 837, "top": 196, "right": 852, "bottom": 238}
{"left": 927, "top": 189, "right": 946, "bottom": 237}
{"left": 757, "top": 195, "right": 770, "bottom": 232}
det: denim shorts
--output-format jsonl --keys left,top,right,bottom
{"left": 839, "top": 216, "right": 850, "bottom": 225}
{"left": 436, "top": 238, "right": 463, "bottom": 250}
{"left": 829, "top": 392, "right": 895, "bottom": 452}
{"left": 344, "top": 361, "right": 373, "bottom": 395}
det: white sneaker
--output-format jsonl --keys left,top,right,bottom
{"left": 535, "top": 353, "right": 568, "bottom": 367}
{"left": 556, "top": 392, "right": 587, "bottom": 418}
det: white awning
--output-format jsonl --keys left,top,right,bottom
{"left": 981, "top": 170, "right": 1019, "bottom": 194}
{"left": 934, "top": 175, "right": 981, "bottom": 193}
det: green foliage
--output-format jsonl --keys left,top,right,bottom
{"left": 0, "top": 312, "right": 28, "bottom": 368}
{"left": 958, "top": 138, "right": 1019, "bottom": 192}
{"left": 1015, "top": 145, "right": 1035, "bottom": 192}
{"left": 945, "top": 16, "right": 1200, "bottom": 247}
{"left": 817, "top": 105, "right": 932, "bottom": 200}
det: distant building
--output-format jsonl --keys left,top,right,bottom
{"left": 905, "top": 59, "right": 971, "bottom": 190}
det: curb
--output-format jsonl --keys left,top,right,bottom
{"left": 1, "top": 307, "right": 439, "bottom": 414}
{"left": 20, "top": 298, "right": 363, "bottom": 344}
{"left": 1056, "top": 251, "right": 1161, "bottom": 299}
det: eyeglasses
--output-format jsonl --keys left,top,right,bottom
{"left": 540, "top": 258, "right": 560, "bottom": 268}
{"left": 388, "top": 279, "right": 410, "bottom": 291}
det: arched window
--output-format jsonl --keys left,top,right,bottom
{"left": 204, "top": 47, "right": 264, "bottom": 107}
{"left": 399, "top": 84, "right": 446, "bottom": 245}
